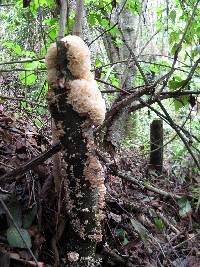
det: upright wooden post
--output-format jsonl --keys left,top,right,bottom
{"left": 149, "top": 119, "right": 163, "bottom": 172}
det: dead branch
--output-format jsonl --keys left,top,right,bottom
{"left": 0, "top": 143, "right": 61, "bottom": 184}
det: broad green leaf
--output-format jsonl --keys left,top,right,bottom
{"left": 36, "top": 106, "right": 47, "bottom": 115}
{"left": 39, "top": 0, "right": 54, "bottom": 6}
{"left": 3, "top": 41, "right": 23, "bottom": 55}
{"left": 169, "top": 10, "right": 176, "bottom": 23}
{"left": 34, "top": 118, "right": 43, "bottom": 128}
{"left": 100, "top": 19, "right": 109, "bottom": 29}
{"left": 20, "top": 101, "right": 28, "bottom": 109}
{"left": 48, "top": 28, "right": 58, "bottom": 42}
{"left": 110, "top": 27, "right": 120, "bottom": 37}
{"left": 23, "top": 61, "right": 38, "bottom": 69}
{"left": 168, "top": 79, "right": 188, "bottom": 90}
{"left": 43, "top": 18, "right": 57, "bottom": 26}
{"left": 13, "top": 44, "right": 22, "bottom": 55}
{"left": 111, "top": 77, "right": 119, "bottom": 87}
{"left": 178, "top": 198, "right": 192, "bottom": 218}
{"left": 174, "top": 95, "right": 189, "bottom": 111}
{"left": 125, "top": 0, "right": 141, "bottom": 15}
{"left": 20, "top": 72, "right": 37, "bottom": 85}
{"left": 171, "top": 42, "right": 181, "bottom": 56}
{"left": 196, "top": 27, "right": 200, "bottom": 38}
{"left": 25, "top": 73, "right": 37, "bottom": 85}
{"left": 88, "top": 14, "right": 97, "bottom": 26}
{"left": 150, "top": 64, "right": 160, "bottom": 73}
{"left": 7, "top": 227, "right": 32, "bottom": 249}
{"left": 169, "top": 32, "right": 179, "bottom": 45}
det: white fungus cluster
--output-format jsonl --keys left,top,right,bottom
{"left": 45, "top": 35, "right": 106, "bottom": 126}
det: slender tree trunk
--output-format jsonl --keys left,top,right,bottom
{"left": 103, "top": 1, "right": 138, "bottom": 151}
{"left": 73, "top": 0, "right": 85, "bottom": 37}
{"left": 58, "top": 0, "right": 68, "bottom": 40}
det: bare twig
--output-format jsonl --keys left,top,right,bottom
{"left": 38, "top": 0, "right": 48, "bottom": 49}
{"left": 156, "top": 211, "right": 180, "bottom": 234}
{"left": 0, "top": 68, "right": 46, "bottom": 72}
{"left": 0, "top": 4, "right": 15, "bottom": 6}
{"left": 157, "top": 0, "right": 200, "bottom": 94}
{"left": 0, "top": 58, "right": 44, "bottom": 66}
{"left": 173, "top": 233, "right": 200, "bottom": 249}
{"left": 120, "top": 31, "right": 149, "bottom": 85}
{"left": 157, "top": 100, "right": 200, "bottom": 171}
{"left": 138, "top": 30, "right": 160, "bottom": 57}
{"left": 118, "top": 171, "right": 181, "bottom": 199}
{"left": 89, "top": 0, "right": 128, "bottom": 46}
{"left": 97, "top": 150, "right": 182, "bottom": 200}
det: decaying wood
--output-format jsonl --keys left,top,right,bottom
{"left": 149, "top": 119, "right": 163, "bottom": 172}
{"left": 47, "top": 41, "right": 105, "bottom": 267}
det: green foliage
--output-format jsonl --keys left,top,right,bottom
{"left": 192, "top": 187, "right": 200, "bottom": 204}
{"left": 0, "top": 0, "right": 199, "bottom": 179}
{"left": 173, "top": 95, "right": 189, "bottom": 111}
{"left": 169, "top": 10, "right": 176, "bottom": 23}
{"left": 20, "top": 72, "right": 37, "bottom": 85}
{"left": 125, "top": 0, "right": 141, "bottom": 15}
{"left": 169, "top": 31, "right": 180, "bottom": 45}
{"left": 116, "top": 228, "right": 129, "bottom": 245}
{"left": 178, "top": 198, "right": 192, "bottom": 218}
{"left": 34, "top": 118, "right": 44, "bottom": 128}
{"left": 168, "top": 78, "right": 188, "bottom": 90}
{"left": 5, "top": 199, "right": 36, "bottom": 249}
{"left": 154, "top": 216, "right": 165, "bottom": 231}
{"left": 7, "top": 227, "right": 32, "bottom": 249}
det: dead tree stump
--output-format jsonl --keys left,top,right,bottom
{"left": 149, "top": 119, "right": 163, "bottom": 172}
{"left": 46, "top": 39, "right": 106, "bottom": 267}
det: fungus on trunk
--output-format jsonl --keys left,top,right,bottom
{"left": 45, "top": 35, "right": 106, "bottom": 266}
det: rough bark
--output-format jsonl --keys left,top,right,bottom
{"left": 47, "top": 41, "right": 105, "bottom": 267}
{"left": 149, "top": 119, "right": 163, "bottom": 172}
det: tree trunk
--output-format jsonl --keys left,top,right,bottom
{"left": 73, "top": 0, "right": 85, "bottom": 37}
{"left": 103, "top": 1, "right": 138, "bottom": 151}
{"left": 149, "top": 119, "right": 163, "bottom": 172}
{"left": 46, "top": 39, "right": 105, "bottom": 266}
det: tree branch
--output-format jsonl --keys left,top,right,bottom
{"left": 0, "top": 143, "right": 61, "bottom": 184}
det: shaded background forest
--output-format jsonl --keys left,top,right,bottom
{"left": 0, "top": 0, "right": 200, "bottom": 266}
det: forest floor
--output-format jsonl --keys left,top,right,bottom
{"left": 0, "top": 110, "right": 199, "bottom": 267}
